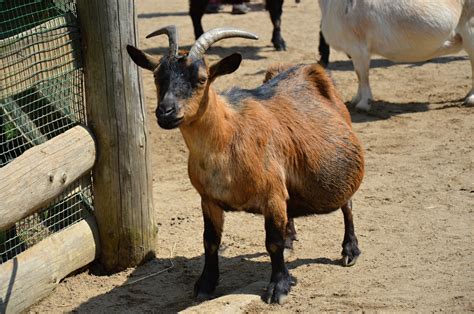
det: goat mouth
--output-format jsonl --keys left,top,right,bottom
{"left": 157, "top": 116, "right": 183, "bottom": 129}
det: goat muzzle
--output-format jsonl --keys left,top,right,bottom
{"left": 156, "top": 108, "right": 183, "bottom": 129}
{"left": 156, "top": 95, "right": 183, "bottom": 129}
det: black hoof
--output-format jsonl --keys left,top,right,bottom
{"left": 272, "top": 39, "right": 286, "bottom": 51}
{"left": 342, "top": 254, "right": 359, "bottom": 266}
{"left": 318, "top": 59, "right": 329, "bottom": 68}
{"left": 193, "top": 273, "right": 218, "bottom": 300}
{"left": 262, "top": 273, "right": 294, "bottom": 304}
{"left": 194, "top": 291, "right": 212, "bottom": 302}
{"left": 284, "top": 237, "right": 295, "bottom": 250}
{"left": 341, "top": 241, "right": 361, "bottom": 267}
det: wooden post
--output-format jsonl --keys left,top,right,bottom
{"left": 76, "top": 0, "right": 156, "bottom": 272}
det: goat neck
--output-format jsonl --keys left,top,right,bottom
{"left": 180, "top": 86, "right": 236, "bottom": 154}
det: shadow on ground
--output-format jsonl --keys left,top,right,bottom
{"left": 72, "top": 253, "right": 341, "bottom": 312}
{"left": 327, "top": 55, "right": 468, "bottom": 72}
{"left": 348, "top": 99, "right": 464, "bottom": 123}
{"left": 137, "top": 2, "right": 267, "bottom": 19}
{"left": 138, "top": 11, "right": 188, "bottom": 18}
{"left": 144, "top": 45, "right": 267, "bottom": 61}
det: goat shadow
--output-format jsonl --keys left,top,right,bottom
{"left": 348, "top": 99, "right": 464, "bottom": 123}
{"left": 327, "top": 55, "right": 468, "bottom": 72}
{"left": 144, "top": 45, "right": 268, "bottom": 61}
{"left": 72, "top": 252, "right": 340, "bottom": 312}
{"left": 324, "top": 55, "right": 468, "bottom": 122}
{"left": 137, "top": 2, "right": 268, "bottom": 19}
{"left": 138, "top": 11, "right": 188, "bottom": 18}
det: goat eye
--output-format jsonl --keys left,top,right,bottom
{"left": 198, "top": 77, "right": 207, "bottom": 85}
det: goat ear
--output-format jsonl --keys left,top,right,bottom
{"left": 126, "top": 45, "right": 159, "bottom": 71}
{"left": 209, "top": 53, "right": 242, "bottom": 81}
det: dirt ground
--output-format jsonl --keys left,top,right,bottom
{"left": 30, "top": 0, "right": 473, "bottom": 312}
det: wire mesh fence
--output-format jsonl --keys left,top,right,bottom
{"left": 0, "top": 0, "right": 93, "bottom": 264}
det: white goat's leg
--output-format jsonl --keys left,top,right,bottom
{"left": 466, "top": 56, "right": 474, "bottom": 106}
{"left": 460, "top": 17, "right": 474, "bottom": 106}
{"left": 350, "top": 49, "right": 373, "bottom": 111}
{"left": 462, "top": 40, "right": 474, "bottom": 106}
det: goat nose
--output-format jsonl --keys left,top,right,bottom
{"left": 156, "top": 105, "right": 176, "bottom": 118}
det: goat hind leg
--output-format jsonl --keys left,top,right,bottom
{"left": 190, "top": 0, "right": 208, "bottom": 39}
{"left": 460, "top": 27, "right": 474, "bottom": 106}
{"left": 267, "top": 0, "right": 286, "bottom": 51}
{"left": 284, "top": 217, "right": 298, "bottom": 250}
{"left": 351, "top": 49, "right": 373, "bottom": 111}
{"left": 341, "top": 199, "right": 361, "bottom": 266}
{"left": 465, "top": 61, "right": 474, "bottom": 107}
{"left": 283, "top": 218, "right": 298, "bottom": 261}
{"left": 194, "top": 199, "right": 223, "bottom": 300}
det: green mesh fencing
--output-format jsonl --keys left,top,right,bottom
{"left": 0, "top": 0, "right": 93, "bottom": 264}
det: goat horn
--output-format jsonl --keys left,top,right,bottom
{"left": 146, "top": 25, "right": 179, "bottom": 57}
{"left": 188, "top": 27, "right": 258, "bottom": 62}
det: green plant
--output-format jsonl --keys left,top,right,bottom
{"left": 4, "top": 120, "right": 19, "bottom": 140}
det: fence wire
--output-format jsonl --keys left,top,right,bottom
{"left": 0, "top": 0, "right": 93, "bottom": 264}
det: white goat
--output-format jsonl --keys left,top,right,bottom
{"left": 319, "top": 0, "right": 474, "bottom": 111}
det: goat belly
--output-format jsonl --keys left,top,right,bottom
{"left": 288, "top": 202, "right": 340, "bottom": 217}
{"left": 217, "top": 200, "right": 262, "bottom": 214}
{"left": 285, "top": 140, "right": 364, "bottom": 217}
{"left": 286, "top": 190, "right": 341, "bottom": 217}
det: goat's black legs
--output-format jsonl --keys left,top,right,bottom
{"left": 191, "top": 0, "right": 286, "bottom": 51}
{"left": 341, "top": 199, "right": 361, "bottom": 266}
{"left": 194, "top": 200, "right": 223, "bottom": 299}
{"left": 264, "top": 213, "right": 293, "bottom": 304}
{"left": 189, "top": 0, "right": 208, "bottom": 39}
{"left": 266, "top": 0, "right": 286, "bottom": 51}
{"left": 284, "top": 217, "right": 297, "bottom": 249}
{"left": 318, "top": 30, "right": 330, "bottom": 67}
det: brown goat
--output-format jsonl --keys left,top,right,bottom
{"left": 127, "top": 26, "right": 364, "bottom": 304}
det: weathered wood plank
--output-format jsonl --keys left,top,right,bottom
{"left": 0, "top": 14, "right": 81, "bottom": 99}
{"left": 77, "top": 0, "right": 156, "bottom": 271}
{"left": 0, "top": 125, "right": 96, "bottom": 231}
{"left": 0, "top": 216, "right": 100, "bottom": 314}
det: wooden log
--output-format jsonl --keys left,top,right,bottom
{"left": 0, "top": 14, "right": 81, "bottom": 99}
{"left": 77, "top": 0, "right": 157, "bottom": 272}
{"left": 0, "top": 216, "right": 100, "bottom": 314}
{"left": 0, "top": 125, "right": 96, "bottom": 231}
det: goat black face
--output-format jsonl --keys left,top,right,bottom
{"left": 154, "top": 56, "right": 208, "bottom": 129}
{"left": 126, "top": 45, "right": 209, "bottom": 130}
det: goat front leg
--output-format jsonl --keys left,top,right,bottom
{"left": 194, "top": 199, "right": 223, "bottom": 300}
{"left": 263, "top": 197, "right": 293, "bottom": 304}
{"left": 341, "top": 199, "right": 361, "bottom": 266}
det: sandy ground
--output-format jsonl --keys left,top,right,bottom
{"left": 29, "top": 0, "right": 473, "bottom": 312}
